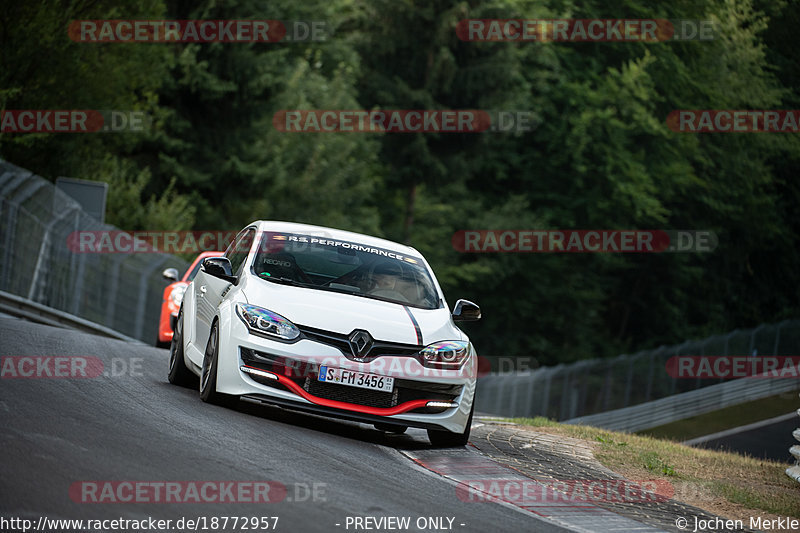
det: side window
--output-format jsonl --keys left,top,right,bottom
{"left": 226, "top": 228, "right": 255, "bottom": 277}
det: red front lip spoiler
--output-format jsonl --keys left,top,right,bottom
{"left": 241, "top": 365, "right": 432, "bottom": 416}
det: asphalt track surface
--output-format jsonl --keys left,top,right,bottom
{"left": 0, "top": 317, "right": 574, "bottom": 533}
{"left": 693, "top": 416, "right": 798, "bottom": 463}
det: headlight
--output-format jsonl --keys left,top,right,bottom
{"left": 236, "top": 303, "right": 300, "bottom": 341}
{"left": 418, "top": 340, "right": 470, "bottom": 370}
{"left": 167, "top": 283, "right": 188, "bottom": 314}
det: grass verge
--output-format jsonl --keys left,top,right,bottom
{"left": 493, "top": 416, "right": 799, "bottom": 522}
{"left": 637, "top": 393, "right": 798, "bottom": 441}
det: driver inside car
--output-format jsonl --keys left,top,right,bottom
{"left": 369, "top": 261, "right": 403, "bottom": 294}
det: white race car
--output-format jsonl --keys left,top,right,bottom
{"left": 168, "top": 221, "right": 481, "bottom": 446}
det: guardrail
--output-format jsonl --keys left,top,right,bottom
{"left": 0, "top": 289, "right": 142, "bottom": 343}
{"left": 476, "top": 319, "right": 800, "bottom": 425}
{"left": 788, "top": 396, "right": 800, "bottom": 484}
{"left": 0, "top": 160, "right": 187, "bottom": 343}
{"left": 562, "top": 376, "right": 799, "bottom": 432}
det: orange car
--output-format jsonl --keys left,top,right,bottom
{"left": 157, "top": 251, "right": 224, "bottom": 347}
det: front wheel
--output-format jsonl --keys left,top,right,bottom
{"left": 167, "top": 307, "right": 195, "bottom": 387}
{"left": 427, "top": 402, "right": 474, "bottom": 448}
{"left": 200, "top": 321, "right": 237, "bottom": 407}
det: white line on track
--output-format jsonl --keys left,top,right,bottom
{"left": 682, "top": 412, "right": 798, "bottom": 445}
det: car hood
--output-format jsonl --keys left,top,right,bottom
{"left": 241, "top": 279, "right": 463, "bottom": 346}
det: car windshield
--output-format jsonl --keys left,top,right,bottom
{"left": 251, "top": 232, "right": 441, "bottom": 309}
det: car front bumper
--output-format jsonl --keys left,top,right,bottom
{"left": 213, "top": 317, "right": 476, "bottom": 433}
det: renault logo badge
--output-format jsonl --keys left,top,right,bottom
{"left": 348, "top": 330, "right": 373, "bottom": 360}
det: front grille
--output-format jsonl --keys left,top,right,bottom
{"left": 297, "top": 325, "right": 423, "bottom": 362}
{"left": 304, "top": 378, "right": 398, "bottom": 408}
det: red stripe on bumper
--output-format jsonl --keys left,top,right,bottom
{"left": 243, "top": 366, "right": 431, "bottom": 416}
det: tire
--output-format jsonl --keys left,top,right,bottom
{"left": 199, "top": 321, "right": 237, "bottom": 407}
{"left": 374, "top": 423, "right": 408, "bottom": 434}
{"left": 156, "top": 338, "right": 171, "bottom": 349}
{"left": 167, "top": 307, "right": 195, "bottom": 387}
{"left": 427, "top": 401, "right": 474, "bottom": 448}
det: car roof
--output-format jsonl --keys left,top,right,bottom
{"left": 249, "top": 220, "right": 423, "bottom": 258}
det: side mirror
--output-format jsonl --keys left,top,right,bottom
{"left": 202, "top": 257, "right": 236, "bottom": 283}
{"left": 162, "top": 268, "right": 179, "bottom": 282}
{"left": 452, "top": 299, "right": 481, "bottom": 321}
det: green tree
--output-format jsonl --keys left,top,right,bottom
{"left": 0, "top": 0, "right": 195, "bottom": 230}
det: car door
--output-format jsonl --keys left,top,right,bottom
{"left": 192, "top": 227, "right": 255, "bottom": 355}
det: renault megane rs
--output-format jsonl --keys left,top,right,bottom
{"left": 168, "top": 221, "right": 481, "bottom": 446}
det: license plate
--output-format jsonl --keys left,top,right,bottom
{"left": 318, "top": 366, "right": 394, "bottom": 393}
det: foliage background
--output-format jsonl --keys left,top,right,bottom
{"left": 2, "top": 0, "right": 798, "bottom": 365}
